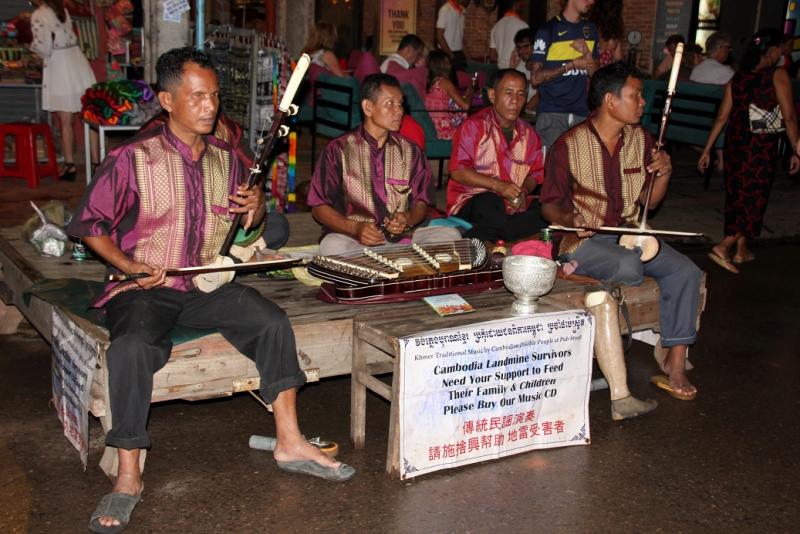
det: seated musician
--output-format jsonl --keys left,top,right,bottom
{"left": 68, "top": 47, "right": 354, "bottom": 534}
{"left": 446, "top": 68, "right": 546, "bottom": 242}
{"left": 540, "top": 62, "right": 703, "bottom": 419}
{"left": 308, "top": 73, "right": 460, "bottom": 256}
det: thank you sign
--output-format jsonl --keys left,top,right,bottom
{"left": 398, "top": 310, "right": 594, "bottom": 479}
{"left": 379, "top": 0, "right": 417, "bottom": 55}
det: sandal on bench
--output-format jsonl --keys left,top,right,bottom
{"left": 88, "top": 491, "right": 142, "bottom": 534}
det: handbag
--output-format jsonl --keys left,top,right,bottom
{"left": 749, "top": 103, "right": 785, "bottom": 134}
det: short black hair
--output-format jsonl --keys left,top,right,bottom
{"left": 589, "top": 61, "right": 644, "bottom": 109}
{"left": 361, "top": 73, "right": 402, "bottom": 102}
{"left": 398, "top": 34, "right": 424, "bottom": 52}
{"left": 156, "top": 47, "right": 217, "bottom": 92}
{"left": 514, "top": 28, "right": 535, "bottom": 45}
{"left": 491, "top": 68, "right": 527, "bottom": 90}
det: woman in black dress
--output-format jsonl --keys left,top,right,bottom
{"left": 699, "top": 29, "right": 799, "bottom": 273}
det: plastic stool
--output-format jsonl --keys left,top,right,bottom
{"left": 0, "top": 122, "right": 60, "bottom": 188}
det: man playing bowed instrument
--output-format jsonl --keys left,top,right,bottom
{"left": 68, "top": 47, "right": 355, "bottom": 534}
{"left": 540, "top": 62, "right": 703, "bottom": 418}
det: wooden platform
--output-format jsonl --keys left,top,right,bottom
{"left": 0, "top": 213, "right": 705, "bottom": 476}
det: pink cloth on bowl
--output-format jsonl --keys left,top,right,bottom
{"left": 510, "top": 239, "right": 553, "bottom": 259}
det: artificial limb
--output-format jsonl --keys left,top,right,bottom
{"left": 585, "top": 290, "right": 658, "bottom": 421}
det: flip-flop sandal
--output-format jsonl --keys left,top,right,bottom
{"left": 732, "top": 252, "right": 755, "bottom": 264}
{"left": 707, "top": 252, "right": 739, "bottom": 274}
{"left": 88, "top": 491, "right": 142, "bottom": 534}
{"left": 650, "top": 374, "right": 697, "bottom": 401}
{"left": 276, "top": 460, "right": 356, "bottom": 482}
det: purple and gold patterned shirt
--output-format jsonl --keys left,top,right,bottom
{"left": 307, "top": 126, "right": 433, "bottom": 236}
{"left": 67, "top": 123, "right": 243, "bottom": 307}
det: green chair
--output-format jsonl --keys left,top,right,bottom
{"left": 400, "top": 83, "right": 453, "bottom": 188}
{"left": 312, "top": 73, "right": 363, "bottom": 166}
{"left": 642, "top": 79, "right": 725, "bottom": 190}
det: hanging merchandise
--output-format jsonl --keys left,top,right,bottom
{"left": 206, "top": 28, "right": 294, "bottom": 212}
{"left": 81, "top": 79, "right": 160, "bottom": 125}
{"left": 207, "top": 26, "right": 255, "bottom": 141}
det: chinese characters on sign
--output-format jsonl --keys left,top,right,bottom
{"left": 51, "top": 308, "right": 101, "bottom": 469}
{"left": 379, "top": 0, "right": 417, "bottom": 56}
{"left": 399, "top": 311, "right": 594, "bottom": 479}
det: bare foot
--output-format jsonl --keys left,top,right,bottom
{"left": 663, "top": 349, "right": 697, "bottom": 399}
{"left": 96, "top": 472, "right": 143, "bottom": 528}
{"left": 273, "top": 436, "right": 340, "bottom": 470}
{"left": 711, "top": 244, "right": 730, "bottom": 261}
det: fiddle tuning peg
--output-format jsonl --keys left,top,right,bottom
{"left": 278, "top": 125, "right": 290, "bottom": 137}
{"left": 287, "top": 103, "right": 299, "bottom": 116}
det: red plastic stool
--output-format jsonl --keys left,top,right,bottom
{"left": 0, "top": 122, "right": 60, "bottom": 188}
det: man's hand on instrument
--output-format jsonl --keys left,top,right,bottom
{"left": 384, "top": 212, "right": 411, "bottom": 236}
{"left": 495, "top": 181, "right": 523, "bottom": 202}
{"left": 648, "top": 149, "right": 672, "bottom": 178}
{"left": 229, "top": 185, "right": 266, "bottom": 230}
{"left": 125, "top": 261, "right": 166, "bottom": 289}
{"left": 356, "top": 222, "right": 385, "bottom": 246}
{"left": 573, "top": 212, "right": 594, "bottom": 238}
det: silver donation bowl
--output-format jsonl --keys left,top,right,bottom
{"left": 502, "top": 255, "right": 557, "bottom": 316}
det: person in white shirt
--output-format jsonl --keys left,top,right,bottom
{"left": 436, "top": 0, "right": 470, "bottom": 72}
{"left": 380, "top": 34, "right": 425, "bottom": 73}
{"left": 690, "top": 32, "right": 734, "bottom": 85}
{"left": 691, "top": 32, "right": 734, "bottom": 175}
{"left": 490, "top": 0, "right": 529, "bottom": 69}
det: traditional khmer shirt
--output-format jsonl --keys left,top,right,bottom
{"left": 540, "top": 117, "right": 654, "bottom": 254}
{"left": 307, "top": 126, "right": 433, "bottom": 236}
{"left": 446, "top": 106, "right": 543, "bottom": 215}
{"left": 67, "top": 123, "right": 243, "bottom": 307}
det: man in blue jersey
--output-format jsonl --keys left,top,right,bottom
{"left": 530, "top": 0, "right": 599, "bottom": 149}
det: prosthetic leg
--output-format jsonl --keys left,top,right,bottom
{"left": 585, "top": 290, "right": 658, "bottom": 421}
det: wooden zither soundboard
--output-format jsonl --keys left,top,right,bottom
{"left": 306, "top": 239, "right": 504, "bottom": 304}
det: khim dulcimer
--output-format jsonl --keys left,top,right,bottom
{"left": 113, "top": 54, "right": 312, "bottom": 289}
{"left": 549, "top": 42, "right": 703, "bottom": 262}
{"left": 307, "top": 238, "right": 504, "bottom": 304}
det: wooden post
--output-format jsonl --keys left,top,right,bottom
{"left": 385, "top": 339, "right": 401, "bottom": 478}
{"left": 350, "top": 333, "right": 368, "bottom": 449}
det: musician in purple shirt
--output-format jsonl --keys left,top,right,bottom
{"left": 541, "top": 62, "right": 702, "bottom": 419}
{"left": 69, "top": 47, "right": 354, "bottom": 534}
{"left": 307, "top": 73, "right": 459, "bottom": 255}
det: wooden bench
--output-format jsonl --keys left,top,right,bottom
{"left": 0, "top": 215, "right": 391, "bottom": 476}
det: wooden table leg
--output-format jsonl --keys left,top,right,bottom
{"left": 350, "top": 335, "right": 367, "bottom": 449}
{"left": 385, "top": 340, "right": 401, "bottom": 478}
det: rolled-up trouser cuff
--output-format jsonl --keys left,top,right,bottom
{"left": 660, "top": 334, "right": 697, "bottom": 348}
{"left": 106, "top": 434, "right": 151, "bottom": 450}
{"left": 260, "top": 369, "right": 308, "bottom": 404}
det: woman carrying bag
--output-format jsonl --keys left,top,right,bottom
{"left": 699, "top": 28, "right": 800, "bottom": 273}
